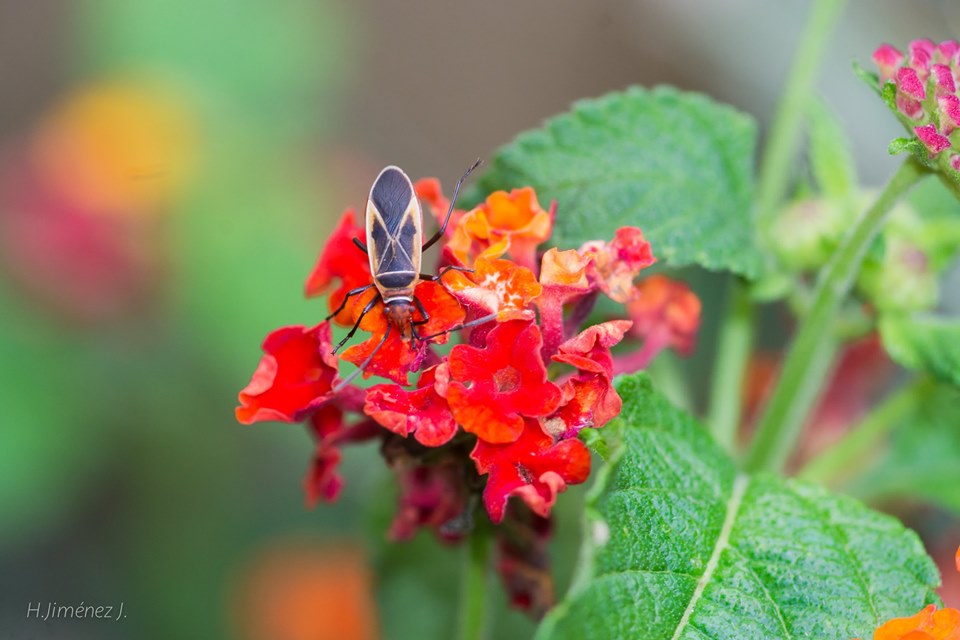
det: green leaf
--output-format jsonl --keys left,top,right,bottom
{"left": 852, "top": 61, "right": 881, "bottom": 95}
{"left": 847, "top": 383, "right": 960, "bottom": 514}
{"left": 477, "top": 86, "right": 761, "bottom": 278}
{"left": 879, "top": 315, "right": 960, "bottom": 385}
{"left": 808, "top": 100, "right": 857, "bottom": 199}
{"left": 537, "top": 374, "right": 940, "bottom": 640}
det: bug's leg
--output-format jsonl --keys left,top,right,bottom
{"left": 325, "top": 283, "right": 375, "bottom": 321}
{"left": 409, "top": 322, "right": 421, "bottom": 350}
{"left": 418, "top": 265, "right": 474, "bottom": 282}
{"left": 353, "top": 238, "right": 369, "bottom": 254}
{"left": 333, "top": 324, "right": 391, "bottom": 392}
{"left": 422, "top": 157, "right": 483, "bottom": 252}
{"left": 412, "top": 296, "right": 430, "bottom": 325}
{"left": 420, "top": 312, "right": 498, "bottom": 341}
{"left": 332, "top": 293, "right": 380, "bottom": 354}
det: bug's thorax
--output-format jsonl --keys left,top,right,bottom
{"left": 383, "top": 297, "right": 416, "bottom": 339}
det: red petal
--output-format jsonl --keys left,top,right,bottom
{"left": 304, "top": 209, "right": 372, "bottom": 325}
{"left": 236, "top": 323, "right": 340, "bottom": 424}
{"left": 364, "top": 366, "right": 458, "bottom": 447}
{"left": 446, "top": 320, "right": 561, "bottom": 444}
{"left": 341, "top": 280, "right": 464, "bottom": 385}
{"left": 472, "top": 420, "right": 591, "bottom": 523}
{"left": 304, "top": 406, "right": 381, "bottom": 506}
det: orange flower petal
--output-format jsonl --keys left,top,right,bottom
{"left": 443, "top": 257, "right": 541, "bottom": 322}
{"left": 627, "top": 274, "right": 702, "bottom": 357}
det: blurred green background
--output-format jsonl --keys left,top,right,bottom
{"left": 1, "top": 1, "right": 959, "bottom": 638}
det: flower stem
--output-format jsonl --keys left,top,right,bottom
{"left": 707, "top": 278, "right": 756, "bottom": 453}
{"left": 755, "top": 0, "right": 848, "bottom": 227}
{"left": 798, "top": 376, "right": 931, "bottom": 485}
{"left": 706, "top": 0, "right": 845, "bottom": 454}
{"left": 458, "top": 526, "right": 491, "bottom": 640}
{"left": 745, "top": 159, "right": 928, "bottom": 473}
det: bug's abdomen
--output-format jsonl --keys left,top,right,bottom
{"left": 376, "top": 270, "right": 417, "bottom": 290}
{"left": 366, "top": 165, "right": 423, "bottom": 298}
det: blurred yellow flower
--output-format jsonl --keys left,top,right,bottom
{"left": 30, "top": 80, "right": 197, "bottom": 216}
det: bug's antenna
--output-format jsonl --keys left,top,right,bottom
{"left": 422, "top": 157, "right": 483, "bottom": 251}
{"left": 419, "top": 312, "right": 498, "bottom": 342}
{"left": 332, "top": 323, "right": 392, "bottom": 393}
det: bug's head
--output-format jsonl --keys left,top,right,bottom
{"left": 384, "top": 299, "right": 415, "bottom": 335}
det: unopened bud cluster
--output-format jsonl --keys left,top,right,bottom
{"left": 874, "top": 39, "right": 960, "bottom": 167}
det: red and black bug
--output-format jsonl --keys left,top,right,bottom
{"left": 329, "top": 159, "right": 492, "bottom": 389}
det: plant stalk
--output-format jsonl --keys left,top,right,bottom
{"left": 755, "top": 0, "right": 848, "bottom": 227}
{"left": 457, "top": 527, "right": 491, "bottom": 640}
{"left": 745, "top": 159, "right": 928, "bottom": 473}
{"left": 707, "top": 278, "right": 755, "bottom": 452}
{"left": 706, "top": 0, "right": 846, "bottom": 452}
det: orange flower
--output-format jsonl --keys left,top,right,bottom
{"left": 626, "top": 274, "right": 701, "bottom": 357}
{"left": 442, "top": 257, "right": 542, "bottom": 322}
{"left": 31, "top": 80, "right": 196, "bottom": 215}
{"left": 447, "top": 188, "right": 553, "bottom": 270}
{"left": 580, "top": 226, "right": 655, "bottom": 303}
{"left": 860, "top": 604, "right": 960, "bottom": 640}
{"left": 231, "top": 540, "right": 378, "bottom": 640}
{"left": 539, "top": 248, "right": 591, "bottom": 289}
{"left": 341, "top": 279, "right": 465, "bottom": 385}
{"left": 536, "top": 248, "right": 594, "bottom": 357}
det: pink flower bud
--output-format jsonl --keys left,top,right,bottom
{"left": 897, "top": 67, "right": 926, "bottom": 101}
{"left": 915, "top": 123, "right": 952, "bottom": 155}
{"left": 939, "top": 94, "right": 960, "bottom": 135}
{"left": 951, "top": 154, "right": 960, "bottom": 172}
{"left": 932, "top": 64, "right": 957, "bottom": 95}
{"left": 937, "top": 40, "right": 960, "bottom": 64}
{"left": 896, "top": 95, "right": 925, "bottom": 120}
{"left": 873, "top": 43, "right": 904, "bottom": 82}
{"left": 909, "top": 38, "right": 936, "bottom": 74}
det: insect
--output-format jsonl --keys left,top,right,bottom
{"left": 328, "top": 159, "right": 493, "bottom": 389}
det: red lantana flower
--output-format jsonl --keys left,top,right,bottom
{"left": 236, "top": 322, "right": 340, "bottom": 424}
{"left": 364, "top": 365, "right": 457, "bottom": 447}
{"left": 548, "top": 320, "right": 632, "bottom": 438}
{"left": 472, "top": 418, "right": 591, "bottom": 523}
{"left": 441, "top": 319, "right": 561, "bottom": 444}
{"left": 341, "top": 279, "right": 465, "bottom": 385}
{"left": 237, "top": 168, "right": 703, "bottom": 618}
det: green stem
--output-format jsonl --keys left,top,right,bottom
{"left": 798, "top": 377, "right": 930, "bottom": 485}
{"left": 707, "top": 278, "right": 756, "bottom": 453}
{"left": 755, "top": 0, "right": 848, "bottom": 227}
{"left": 705, "top": 0, "right": 845, "bottom": 453}
{"left": 457, "top": 527, "right": 491, "bottom": 640}
{"left": 745, "top": 159, "right": 928, "bottom": 473}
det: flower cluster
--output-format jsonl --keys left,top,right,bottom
{"left": 236, "top": 172, "right": 701, "bottom": 613}
{"left": 873, "top": 39, "right": 960, "bottom": 164}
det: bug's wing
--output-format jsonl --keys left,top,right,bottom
{"left": 366, "top": 166, "right": 422, "bottom": 287}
